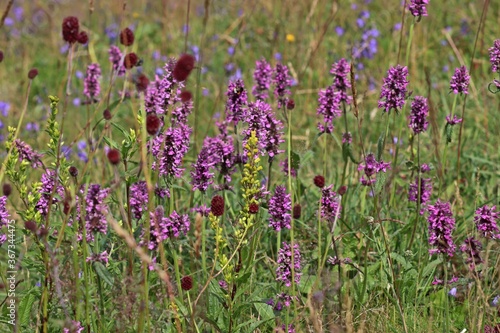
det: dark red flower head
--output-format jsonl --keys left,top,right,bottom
{"left": 286, "top": 99, "right": 295, "bottom": 110}
{"left": 103, "top": 109, "right": 112, "bottom": 120}
{"left": 68, "top": 166, "right": 78, "bottom": 177}
{"left": 77, "top": 31, "right": 88, "bottom": 44}
{"left": 135, "top": 73, "right": 149, "bottom": 92}
{"left": 25, "top": 220, "right": 38, "bottom": 233}
{"left": 313, "top": 175, "right": 325, "bottom": 188}
{"left": 28, "top": 68, "right": 38, "bottom": 79}
{"left": 2, "top": 183, "right": 12, "bottom": 197}
{"left": 211, "top": 195, "right": 225, "bottom": 217}
{"left": 180, "top": 90, "right": 192, "bottom": 102}
{"left": 107, "top": 149, "right": 120, "bottom": 165}
{"left": 249, "top": 203, "right": 259, "bottom": 214}
{"left": 0, "top": 50, "right": 4, "bottom": 63}
{"left": 173, "top": 54, "right": 196, "bottom": 81}
{"left": 146, "top": 114, "right": 161, "bottom": 135}
{"left": 62, "top": 16, "right": 80, "bottom": 44}
{"left": 124, "top": 53, "right": 138, "bottom": 69}
{"left": 180, "top": 276, "right": 193, "bottom": 291}
{"left": 337, "top": 185, "right": 347, "bottom": 196}
{"left": 120, "top": 27, "right": 135, "bottom": 46}
{"left": 293, "top": 203, "right": 301, "bottom": 219}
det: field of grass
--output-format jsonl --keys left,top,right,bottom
{"left": 0, "top": 0, "right": 499, "bottom": 332}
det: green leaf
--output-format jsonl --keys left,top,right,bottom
{"left": 254, "top": 302, "right": 274, "bottom": 321}
{"left": 377, "top": 133, "right": 385, "bottom": 161}
{"left": 374, "top": 172, "right": 387, "bottom": 194}
{"left": 445, "top": 123, "right": 453, "bottom": 143}
{"left": 93, "top": 262, "right": 114, "bottom": 286}
{"left": 422, "top": 258, "right": 442, "bottom": 278}
{"left": 19, "top": 290, "right": 36, "bottom": 327}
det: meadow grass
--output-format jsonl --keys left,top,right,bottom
{"left": 0, "top": 0, "right": 499, "bottom": 332}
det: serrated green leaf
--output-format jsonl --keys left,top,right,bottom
{"left": 19, "top": 291, "right": 36, "bottom": 327}
{"left": 254, "top": 302, "right": 274, "bottom": 321}
{"left": 93, "top": 262, "right": 114, "bottom": 286}
{"left": 375, "top": 172, "right": 387, "bottom": 194}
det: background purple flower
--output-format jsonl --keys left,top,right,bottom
{"left": 408, "top": 96, "right": 429, "bottom": 134}
{"left": 268, "top": 185, "right": 292, "bottom": 231}
{"left": 358, "top": 153, "right": 391, "bottom": 186}
{"left": 408, "top": 177, "right": 432, "bottom": 214}
{"left": 252, "top": 58, "right": 273, "bottom": 100}
{"left": 489, "top": 39, "right": 500, "bottom": 73}
{"left": 83, "top": 63, "right": 101, "bottom": 101}
{"left": 408, "top": 0, "right": 429, "bottom": 18}
{"left": 225, "top": 79, "right": 248, "bottom": 124}
{"left": 449, "top": 66, "right": 470, "bottom": 94}
{"left": 317, "top": 86, "right": 341, "bottom": 134}
{"left": 474, "top": 205, "right": 499, "bottom": 239}
{"left": 320, "top": 185, "right": 342, "bottom": 223}
{"left": 427, "top": 200, "right": 456, "bottom": 256}
{"left": 378, "top": 65, "right": 409, "bottom": 113}
{"left": 273, "top": 63, "right": 292, "bottom": 108}
{"left": 276, "top": 242, "right": 301, "bottom": 287}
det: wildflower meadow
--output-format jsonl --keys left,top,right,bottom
{"left": 1, "top": 0, "right": 500, "bottom": 332}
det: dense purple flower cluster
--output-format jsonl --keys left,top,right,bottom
{"left": 83, "top": 63, "right": 101, "bottom": 100}
{"left": 342, "top": 132, "right": 352, "bottom": 144}
{"left": 460, "top": 237, "right": 483, "bottom": 270}
{"left": 155, "top": 59, "right": 184, "bottom": 114}
{"left": 171, "top": 100, "right": 193, "bottom": 126}
{"left": 244, "top": 100, "right": 284, "bottom": 159}
{"left": 0, "top": 196, "right": 9, "bottom": 244}
{"left": 14, "top": 139, "right": 43, "bottom": 168}
{"left": 273, "top": 63, "right": 292, "bottom": 108}
{"left": 276, "top": 242, "right": 301, "bottom": 287}
{"left": 317, "top": 86, "right": 342, "bottom": 134}
{"left": 330, "top": 58, "right": 352, "bottom": 104}
{"left": 378, "top": 65, "right": 409, "bottom": 113}
{"left": 151, "top": 123, "right": 191, "bottom": 178}
{"left": 280, "top": 159, "right": 297, "bottom": 178}
{"left": 474, "top": 205, "right": 499, "bottom": 239}
{"left": 190, "top": 144, "right": 215, "bottom": 192}
{"left": 266, "top": 292, "right": 295, "bottom": 311}
{"left": 408, "top": 96, "right": 429, "bottom": 134}
{"left": 252, "top": 58, "right": 273, "bottom": 100}
{"left": 427, "top": 200, "right": 456, "bottom": 256}
{"left": 489, "top": 39, "right": 500, "bottom": 73}
{"left": 36, "top": 170, "right": 65, "bottom": 217}
{"left": 408, "top": 0, "right": 429, "bottom": 18}
{"left": 352, "top": 28, "right": 380, "bottom": 61}
{"left": 358, "top": 153, "right": 391, "bottom": 186}
{"left": 408, "top": 177, "right": 432, "bottom": 214}
{"left": 84, "top": 184, "right": 111, "bottom": 242}
{"left": 130, "top": 181, "right": 148, "bottom": 219}
{"left": 449, "top": 66, "right": 470, "bottom": 94}
{"left": 143, "top": 207, "right": 190, "bottom": 250}
{"left": 86, "top": 251, "right": 109, "bottom": 264}
{"left": 109, "top": 46, "right": 126, "bottom": 76}
{"left": 268, "top": 185, "right": 292, "bottom": 231}
{"left": 320, "top": 185, "right": 342, "bottom": 223}
{"left": 225, "top": 79, "right": 248, "bottom": 124}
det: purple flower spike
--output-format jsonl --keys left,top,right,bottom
{"left": 474, "top": 205, "right": 499, "bottom": 239}
{"left": 408, "top": 177, "right": 432, "bottom": 214}
{"left": 320, "top": 185, "right": 342, "bottom": 223}
{"left": 14, "top": 139, "right": 43, "bottom": 168}
{"left": 427, "top": 200, "right": 456, "bottom": 257}
{"left": 84, "top": 184, "right": 111, "bottom": 242}
{"left": 36, "top": 170, "right": 65, "bottom": 217}
{"left": 225, "top": 79, "right": 248, "bottom": 125}
{"left": 109, "top": 46, "right": 126, "bottom": 76}
{"left": 276, "top": 242, "right": 301, "bottom": 287}
{"left": 191, "top": 144, "right": 215, "bottom": 192}
{"left": 488, "top": 39, "right": 500, "bottom": 73}
{"left": 317, "top": 86, "right": 342, "bottom": 134}
{"left": 330, "top": 58, "right": 352, "bottom": 104}
{"left": 151, "top": 123, "right": 191, "bottom": 178}
{"left": 83, "top": 63, "right": 101, "bottom": 101}
{"left": 378, "top": 65, "right": 409, "bottom": 113}
{"left": 358, "top": 153, "right": 391, "bottom": 186}
{"left": 460, "top": 237, "right": 483, "bottom": 271}
{"left": 268, "top": 185, "right": 292, "bottom": 231}
{"left": 408, "top": 0, "right": 429, "bottom": 18}
{"left": 408, "top": 96, "right": 429, "bottom": 134}
{"left": 273, "top": 63, "right": 292, "bottom": 108}
{"left": 252, "top": 58, "right": 273, "bottom": 100}
{"left": 449, "top": 66, "right": 470, "bottom": 95}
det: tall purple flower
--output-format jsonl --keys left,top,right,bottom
{"left": 408, "top": 0, "right": 429, "bottom": 18}
{"left": 358, "top": 153, "right": 391, "bottom": 186}
{"left": 408, "top": 96, "right": 429, "bottom": 134}
{"left": 280, "top": 159, "right": 297, "bottom": 178}
{"left": 273, "top": 63, "right": 292, "bottom": 108}
{"left": 378, "top": 65, "right": 409, "bottom": 113}
{"left": 460, "top": 237, "right": 483, "bottom": 271}
{"left": 163, "top": 210, "right": 190, "bottom": 238}
{"left": 449, "top": 66, "right": 470, "bottom": 95}
{"left": 252, "top": 58, "right": 273, "bottom": 100}
{"left": 244, "top": 100, "right": 284, "bottom": 159}
{"left": 84, "top": 184, "right": 110, "bottom": 242}
{"left": 157, "top": 59, "right": 184, "bottom": 114}
{"left": 317, "top": 86, "right": 342, "bottom": 134}
{"left": 151, "top": 123, "right": 191, "bottom": 178}
{"left": 268, "top": 185, "right": 292, "bottom": 231}
{"left": 171, "top": 100, "right": 193, "bottom": 126}
{"left": 142, "top": 207, "right": 190, "bottom": 250}
{"left": 0, "top": 196, "right": 10, "bottom": 244}
{"left": 225, "top": 79, "right": 248, "bottom": 124}
{"left": 83, "top": 63, "right": 101, "bottom": 101}
{"left": 130, "top": 181, "right": 148, "bottom": 219}
{"left": 36, "top": 170, "right": 65, "bottom": 217}
{"left": 190, "top": 143, "right": 215, "bottom": 192}
{"left": 489, "top": 39, "right": 500, "bottom": 73}
{"left": 320, "top": 185, "right": 342, "bottom": 223}
{"left": 204, "top": 125, "right": 238, "bottom": 184}
{"left": 276, "top": 242, "right": 301, "bottom": 287}
{"left": 427, "top": 200, "right": 456, "bottom": 256}
{"left": 14, "top": 139, "right": 43, "bottom": 168}
{"left": 408, "top": 177, "right": 432, "bottom": 214}
{"left": 109, "top": 45, "right": 126, "bottom": 76}
{"left": 330, "top": 58, "right": 352, "bottom": 104}
{"left": 474, "top": 205, "right": 499, "bottom": 239}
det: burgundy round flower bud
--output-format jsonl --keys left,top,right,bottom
{"left": 28, "top": 68, "right": 38, "bottom": 79}
{"left": 124, "top": 52, "right": 138, "bottom": 69}
{"left": 249, "top": 203, "right": 259, "bottom": 214}
{"left": 337, "top": 185, "right": 347, "bottom": 196}
{"left": 135, "top": 73, "right": 149, "bottom": 92}
{"left": 0, "top": 50, "right": 4, "bottom": 63}
{"left": 180, "top": 90, "right": 192, "bottom": 102}
{"left": 38, "top": 226, "right": 49, "bottom": 238}
{"left": 2, "top": 183, "right": 12, "bottom": 197}
{"left": 180, "top": 276, "right": 193, "bottom": 291}
{"left": 77, "top": 31, "right": 88, "bottom": 44}
{"left": 293, "top": 203, "right": 301, "bottom": 219}
{"left": 62, "top": 16, "right": 80, "bottom": 44}
{"left": 173, "top": 54, "right": 196, "bottom": 81}
{"left": 146, "top": 114, "right": 161, "bottom": 135}
{"left": 286, "top": 99, "right": 295, "bottom": 110}
{"left": 25, "top": 220, "right": 38, "bottom": 233}
{"left": 69, "top": 166, "right": 78, "bottom": 177}
{"left": 107, "top": 149, "right": 120, "bottom": 165}
{"left": 63, "top": 200, "right": 71, "bottom": 215}
{"left": 313, "top": 175, "right": 325, "bottom": 188}
{"left": 120, "top": 27, "right": 135, "bottom": 46}
{"left": 103, "top": 109, "right": 112, "bottom": 120}
{"left": 210, "top": 195, "right": 225, "bottom": 217}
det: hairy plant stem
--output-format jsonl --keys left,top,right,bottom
{"left": 407, "top": 134, "right": 421, "bottom": 250}
{"left": 439, "top": 93, "right": 458, "bottom": 196}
